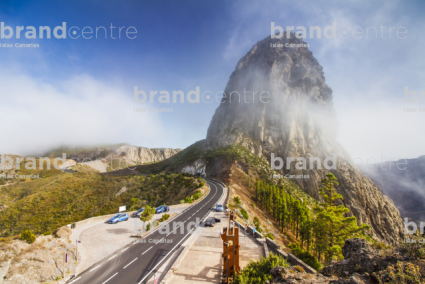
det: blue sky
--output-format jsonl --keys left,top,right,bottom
{"left": 1, "top": 0, "right": 424, "bottom": 162}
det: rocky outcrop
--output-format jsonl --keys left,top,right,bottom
{"left": 321, "top": 238, "right": 399, "bottom": 278}
{"left": 54, "top": 226, "right": 72, "bottom": 239}
{"left": 113, "top": 145, "right": 182, "bottom": 164}
{"left": 203, "top": 33, "right": 403, "bottom": 244}
{"left": 269, "top": 266, "right": 372, "bottom": 283}
{"left": 54, "top": 144, "right": 182, "bottom": 165}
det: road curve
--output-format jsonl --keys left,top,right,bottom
{"left": 69, "top": 179, "right": 225, "bottom": 284}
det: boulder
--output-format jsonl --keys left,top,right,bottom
{"left": 54, "top": 226, "right": 72, "bottom": 239}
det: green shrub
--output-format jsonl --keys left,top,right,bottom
{"left": 233, "top": 253, "right": 288, "bottom": 284}
{"left": 21, "top": 230, "right": 36, "bottom": 244}
{"left": 293, "top": 265, "right": 304, "bottom": 273}
{"left": 185, "top": 197, "right": 193, "bottom": 204}
{"left": 234, "top": 196, "right": 242, "bottom": 204}
{"left": 264, "top": 232, "right": 274, "bottom": 240}
{"left": 240, "top": 208, "right": 249, "bottom": 220}
{"left": 160, "top": 214, "right": 170, "bottom": 222}
{"left": 288, "top": 243, "right": 322, "bottom": 271}
{"left": 140, "top": 205, "right": 156, "bottom": 222}
{"left": 146, "top": 223, "right": 151, "bottom": 231}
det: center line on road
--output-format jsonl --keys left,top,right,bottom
{"left": 142, "top": 246, "right": 153, "bottom": 255}
{"left": 123, "top": 257, "right": 138, "bottom": 269}
{"left": 90, "top": 265, "right": 101, "bottom": 272}
{"left": 108, "top": 255, "right": 116, "bottom": 261}
{"left": 122, "top": 247, "right": 129, "bottom": 252}
{"left": 102, "top": 272, "right": 118, "bottom": 284}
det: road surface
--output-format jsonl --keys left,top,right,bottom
{"left": 68, "top": 179, "right": 225, "bottom": 284}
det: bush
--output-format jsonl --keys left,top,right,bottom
{"left": 240, "top": 208, "right": 249, "bottom": 220}
{"left": 160, "top": 214, "right": 170, "bottom": 222}
{"left": 185, "top": 197, "right": 193, "bottom": 204}
{"left": 293, "top": 265, "right": 304, "bottom": 273}
{"left": 233, "top": 253, "right": 289, "bottom": 284}
{"left": 140, "top": 205, "right": 156, "bottom": 222}
{"left": 234, "top": 196, "right": 241, "bottom": 204}
{"left": 146, "top": 223, "right": 151, "bottom": 231}
{"left": 264, "top": 232, "right": 274, "bottom": 240}
{"left": 288, "top": 243, "right": 322, "bottom": 271}
{"left": 374, "top": 262, "right": 422, "bottom": 284}
{"left": 193, "top": 190, "right": 202, "bottom": 200}
{"left": 21, "top": 230, "right": 36, "bottom": 244}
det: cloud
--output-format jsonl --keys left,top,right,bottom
{"left": 0, "top": 71, "right": 166, "bottom": 156}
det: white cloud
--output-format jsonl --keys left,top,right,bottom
{"left": 0, "top": 71, "right": 166, "bottom": 156}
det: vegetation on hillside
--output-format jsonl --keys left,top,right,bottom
{"left": 0, "top": 172, "right": 203, "bottom": 237}
{"left": 253, "top": 173, "right": 370, "bottom": 266}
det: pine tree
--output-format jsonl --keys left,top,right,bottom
{"left": 313, "top": 173, "right": 370, "bottom": 263}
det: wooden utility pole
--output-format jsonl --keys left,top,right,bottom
{"left": 221, "top": 211, "right": 240, "bottom": 284}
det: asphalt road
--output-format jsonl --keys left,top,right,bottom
{"left": 69, "top": 179, "right": 225, "bottom": 284}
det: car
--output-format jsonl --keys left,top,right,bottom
{"left": 205, "top": 217, "right": 216, "bottom": 227}
{"left": 132, "top": 208, "right": 145, "bottom": 218}
{"left": 216, "top": 204, "right": 224, "bottom": 212}
{"left": 108, "top": 213, "right": 129, "bottom": 224}
{"left": 155, "top": 205, "right": 170, "bottom": 214}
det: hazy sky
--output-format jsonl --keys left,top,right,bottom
{"left": 0, "top": 0, "right": 424, "bottom": 162}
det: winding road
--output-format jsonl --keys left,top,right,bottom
{"left": 68, "top": 179, "right": 225, "bottom": 284}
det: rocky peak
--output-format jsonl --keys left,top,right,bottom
{"left": 204, "top": 34, "right": 404, "bottom": 244}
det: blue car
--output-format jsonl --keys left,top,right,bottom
{"left": 216, "top": 204, "right": 224, "bottom": 212}
{"left": 108, "top": 213, "right": 129, "bottom": 224}
{"left": 155, "top": 205, "right": 169, "bottom": 214}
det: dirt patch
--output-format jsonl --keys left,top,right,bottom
{"left": 106, "top": 228, "right": 133, "bottom": 235}
{"left": 1, "top": 235, "right": 77, "bottom": 283}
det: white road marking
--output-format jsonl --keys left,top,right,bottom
{"left": 102, "top": 272, "right": 118, "bottom": 284}
{"left": 90, "top": 265, "right": 101, "bottom": 272}
{"left": 142, "top": 246, "right": 153, "bottom": 255}
{"left": 138, "top": 226, "right": 198, "bottom": 284}
{"left": 108, "top": 255, "right": 117, "bottom": 261}
{"left": 155, "top": 237, "right": 165, "bottom": 244}
{"left": 69, "top": 276, "right": 81, "bottom": 284}
{"left": 122, "top": 247, "right": 129, "bottom": 252}
{"left": 123, "top": 258, "right": 138, "bottom": 269}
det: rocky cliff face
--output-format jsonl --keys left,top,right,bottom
{"left": 204, "top": 33, "right": 404, "bottom": 244}
{"left": 47, "top": 144, "right": 182, "bottom": 165}
{"left": 113, "top": 145, "right": 182, "bottom": 164}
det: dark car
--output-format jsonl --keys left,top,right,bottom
{"left": 205, "top": 217, "right": 215, "bottom": 227}
{"left": 132, "top": 208, "right": 145, "bottom": 218}
{"left": 155, "top": 205, "right": 170, "bottom": 214}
